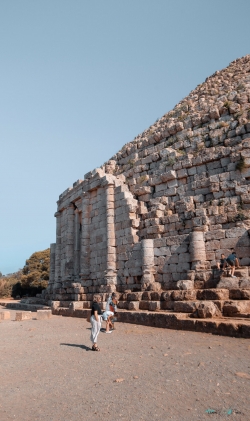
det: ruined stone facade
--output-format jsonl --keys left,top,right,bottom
{"left": 46, "top": 55, "right": 250, "bottom": 319}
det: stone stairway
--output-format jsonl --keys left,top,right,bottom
{"left": 50, "top": 268, "right": 250, "bottom": 338}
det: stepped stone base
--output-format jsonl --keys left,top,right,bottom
{"left": 117, "top": 310, "right": 250, "bottom": 338}
{"left": 51, "top": 304, "right": 250, "bottom": 338}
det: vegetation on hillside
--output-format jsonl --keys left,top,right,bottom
{"left": 0, "top": 248, "right": 50, "bottom": 298}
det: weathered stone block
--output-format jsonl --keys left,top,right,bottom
{"left": 223, "top": 301, "right": 250, "bottom": 316}
{"left": 176, "top": 280, "right": 194, "bottom": 290}
{"left": 197, "top": 301, "right": 221, "bottom": 318}
{"left": 15, "top": 312, "right": 32, "bottom": 321}
{"left": 240, "top": 278, "right": 250, "bottom": 289}
{"left": 197, "top": 289, "right": 229, "bottom": 300}
{"left": 128, "top": 301, "right": 139, "bottom": 310}
{"left": 172, "top": 290, "right": 197, "bottom": 301}
{"left": 160, "top": 301, "right": 174, "bottom": 310}
{"left": 0, "top": 311, "right": 10, "bottom": 320}
{"left": 127, "top": 292, "right": 143, "bottom": 301}
{"left": 216, "top": 277, "right": 240, "bottom": 289}
{"left": 173, "top": 301, "right": 198, "bottom": 313}
{"left": 36, "top": 310, "right": 52, "bottom": 320}
{"left": 148, "top": 301, "right": 160, "bottom": 311}
{"left": 139, "top": 301, "right": 150, "bottom": 310}
{"left": 229, "top": 289, "right": 250, "bottom": 300}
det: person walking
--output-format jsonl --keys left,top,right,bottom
{"left": 90, "top": 294, "right": 102, "bottom": 351}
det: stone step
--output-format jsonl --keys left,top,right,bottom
{"left": 217, "top": 277, "right": 250, "bottom": 289}
{"left": 116, "top": 310, "right": 250, "bottom": 338}
{"left": 0, "top": 301, "right": 51, "bottom": 312}
{"left": 117, "top": 289, "right": 250, "bottom": 303}
{"left": 20, "top": 298, "right": 48, "bottom": 305}
{"left": 50, "top": 306, "right": 250, "bottom": 338}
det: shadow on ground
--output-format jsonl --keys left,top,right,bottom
{"left": 60, "top": 343, "right": 92, "bottom": 351}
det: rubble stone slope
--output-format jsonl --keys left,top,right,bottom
{"left": 45, "top": 55, "right": 250, "bottom": 328}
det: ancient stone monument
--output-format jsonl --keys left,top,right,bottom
{"left": 44, "top": 55, "right": 250, "bottom": 332}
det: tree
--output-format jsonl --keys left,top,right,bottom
{"left": 0, "top": 248, "right": 50, "bottom": 298}
{"left": 21, "top": 249, "right": 50, "bottom": 290}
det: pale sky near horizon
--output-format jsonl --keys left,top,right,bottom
{"left": 1, "top": 0, "right": 250, "bottom": 275}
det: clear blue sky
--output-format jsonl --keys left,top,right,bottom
{"left": 1, "top": 0, "right": 250, "bottom": 274}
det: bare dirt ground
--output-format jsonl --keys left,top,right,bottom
{"left": 0, "top": 307, "right": 250, "bottom": 421}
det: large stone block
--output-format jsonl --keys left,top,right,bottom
{"left": 15, "top": 312, "right": 32, "bottom": 321}
{"left": 128, "top": 301, "right": 139, "bottom": 310}
{"left": 148, "top": 301, "right": 160, "bottom": 311}
{"left": 127, "top": 292, "right": 143, "bottom": 301}
{"left": 36, "top": 310, "right": 52, "bottom": 320}
{"left": 160, "top": 291, "right": 173, "bottom": 301}
{"left": 240, "top": 278, "right": 250, "bottom": 288}
{"left": 197, "top": 301, "right": 221, "bottom": 318}
{"left": 217, "top": 277, "right": 240, "bottom": 289}
{"left": 176, "top": 280, "right": 194, "bottom": 290}
{"left": 173, "top": 301, "right": 198, "bottom": 313}
{"left": 0, "top": 311, "right": 10, "bottom": 320}
{"left": 172, "top": 290, "right": 197, "bottom": 301}
{"left": 223, "top": 301, "right": 250, "bottom": 316}
{"left": 229, "top": 289, "right": 250, "bottom": 300}
{"left": 139, "top": 301, "right": 150, "bottom": 310}
{"left": 197, "top": 289, "right": 229, "bottom": 301}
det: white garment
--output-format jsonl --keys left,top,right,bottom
{"left": 90, "top": 315, "right": 102, "bottom": 344}
{"left": 102, "top": 310, "right": 114, "bottom": 321}
{"left": 106, "top": 296, "right": 117, "bottom": 312}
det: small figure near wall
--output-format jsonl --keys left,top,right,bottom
{"left": 223, "top": 251, "right": 240, "bottom": 278}
{"left": 217, "top": 254, "right": 228, "bottom": 271}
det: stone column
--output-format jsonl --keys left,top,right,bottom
{"left": 54, "top": 211, "right": 62, "bottom": 287}
{"left": 105, "top": 183, "right": 117, "bottom": 289}
{"left": 189, "top": 229, "right": 206, "bottom": 270}
{"left": 65, "top": 204, "right": 75, "bottom": 279}
{"left": 141, "top": 239, "right": 155, "bottom": 290}
{"left": 49, "top": 243, "right": 56, "bottom": 287}
{"left": 74, "top": 208, "right": 80, "bottom": 277}
{"left": 80, "top": 193, "right": 90, "bottom": 280}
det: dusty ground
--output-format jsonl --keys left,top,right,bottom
{"left": 0, "top": 307, "right": 250, "bottom": 421}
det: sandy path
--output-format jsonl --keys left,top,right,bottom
{"left": 0, "top": 308, "right": 250, "bottom": 421}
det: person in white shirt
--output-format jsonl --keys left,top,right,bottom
{"left": 105, "top": 292, "right": 118, "bottom": 330}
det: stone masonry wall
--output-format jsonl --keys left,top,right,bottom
{"left": 46, "top": 55, "right": 250, "bottom": 302}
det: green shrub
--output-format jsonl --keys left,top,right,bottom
{"left": 236, "top": 158, "right": 246, "bottom": 172}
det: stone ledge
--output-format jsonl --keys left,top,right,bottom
{"left": 117, "top": 310, "right": 250, "bottom": 338}
{"left": 51, "top": 306, "right": 250, "bottom": 338}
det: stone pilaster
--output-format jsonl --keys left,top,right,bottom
{"left": 74, "top": 208, "right": 80, "bottom": 277}
{"left": 65, "top": 204, "right": 75, "bottom": 279}
{"left": 141, "top": 239, "right": 155, "bottom": 290}
{"left": 49, "top": 243, "right": 56, "bottom": 285}
{"left": 189, "top": 229, "right": 206, "bottom": 270}
{"left": 105, "top": 183, "right": 117, "bottom": 289}
{"left": 54, "top": 211, "right": 62, "bottom": 286}
{"left": 80, "top": 193, "right": 90, "bottom": 280}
